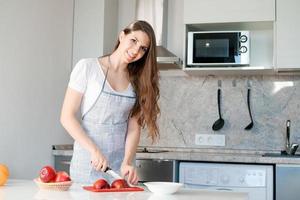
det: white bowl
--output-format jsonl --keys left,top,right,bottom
{"left": 143, "top": 182, "right": 183, "bottom": 195}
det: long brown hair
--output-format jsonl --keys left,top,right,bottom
{"left": 114, "top": 20, "right": 160, "bottom": 143}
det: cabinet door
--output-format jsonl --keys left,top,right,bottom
{"left": 276, "top": 0, "right": 300, "bottom": 70}
{"left": 184, "top": 0, "right": 275, "bottom": 24}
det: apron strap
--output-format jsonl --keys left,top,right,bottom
{"left": 100, "top": 59, "right": 109, "bottom": 93}
{"left": 82, "top": 57, "right": 110, "bottom": 120}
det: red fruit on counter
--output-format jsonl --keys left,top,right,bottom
{"left": 93, "top": 179, "right": 110, "bottom": 189}
{"left": 55, "top": 171, "right": 71, "bottom": 182}
{"left": 39, "top": 166, "right": 56, "bottom": 183}
{"left": 111, "top": 179, "right": 129, "bottom": 189}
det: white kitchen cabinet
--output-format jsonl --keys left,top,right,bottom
{"left": 275, "top": 0, "right": 300, "bottom": 72}
{"left": 183, "top": 0, "right": 275, "bottom": 24}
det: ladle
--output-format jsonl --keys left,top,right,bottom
{"left": 212, "top": 88, "right": 224, "bottom": 131}
{"left": 244, "top": 88, "right": 254, "bottom": 130}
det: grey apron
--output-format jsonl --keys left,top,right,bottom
{"left": 70, "top": 66, "right": 136, "bottom": 184}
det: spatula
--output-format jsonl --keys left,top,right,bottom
{"left": 212, "top": 88, "right": 225, "bottom": 131}
{"left": 244, "top": 88, "right": 254, "bottom": 130}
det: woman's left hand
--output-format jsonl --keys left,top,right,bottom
{"left": 120, "top": 163, "right": 139, "bottom": 185}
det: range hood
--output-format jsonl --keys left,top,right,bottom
{"left": 135, "top": 0, "right": 180, "bottom": 69}
{"left": 156, "top": 46, "right": 181, "bottom": 69}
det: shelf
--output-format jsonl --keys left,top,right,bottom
{"left": 183, "top": 66, "right": 275, "bottom": 76}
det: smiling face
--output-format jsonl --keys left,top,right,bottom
{"left": 118, "top": 30, "right": 150, "bottom": 64}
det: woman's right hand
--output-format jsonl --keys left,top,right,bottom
{"left": 90, "top": 149, "right": 108, "bottom": 172}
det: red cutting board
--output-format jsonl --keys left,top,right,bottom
{"left": 83, "top": 186, "right": 144, "bottom": 192}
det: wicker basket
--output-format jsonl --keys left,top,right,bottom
{"left": 34, "top": 178, "right": 72, "bottom": 191}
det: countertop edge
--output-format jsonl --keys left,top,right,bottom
{"left": 52, "top": 147, "right": 300, "bottom": 165}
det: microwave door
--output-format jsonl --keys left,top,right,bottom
{"left": 192, "top": 33, "right": 239, "bottom": 65}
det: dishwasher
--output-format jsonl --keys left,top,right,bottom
{"left": 179, "top": 162, "right": 274, "bottom": 200}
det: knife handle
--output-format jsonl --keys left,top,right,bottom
{"left": 104, "top": 166, "right": 111, "bottom": 172}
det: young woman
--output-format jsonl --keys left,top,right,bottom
{"left": 60, "top": 20, "right": 160, "bottom": 185}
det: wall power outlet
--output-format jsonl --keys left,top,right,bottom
{"left": 195, "top": 134, "right": 225, "bottom": 146}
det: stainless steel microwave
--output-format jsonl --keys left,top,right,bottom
{"left": 187, "top": 31, "right": 250, "bottom": 66}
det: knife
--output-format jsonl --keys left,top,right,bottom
{"left": 104, "top": 167, "right": 123, "bottom": 179}
{"left": 104, "top": 167, "right": 134, "bottom": 187}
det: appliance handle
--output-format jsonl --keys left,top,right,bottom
{"left": 216, "top": 188, "right": 233, "bottom": 191}
{"left": 59, "top": 161, "right": 71, "bottom": 165}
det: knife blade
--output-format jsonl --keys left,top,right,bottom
{"left": 104, "top": 167, "right": 134, "bottom": 187}
{"left": 104, "top": 167, "right": 122, "bottom": 179}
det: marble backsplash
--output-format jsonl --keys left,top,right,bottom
{"left": 139, "top": 74, "right": 300, "bottom": 151}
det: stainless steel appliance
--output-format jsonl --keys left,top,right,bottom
{"left": 179, "top": 162, "right": 273, "bottom": 200}
{"left": 156, "top": 46, "right": 180, "bottom": 65}
{"left": 187, "top": 31, "right": 250, "bottom": 66}
{"left": 52, "top": 144, "right": 73, "bottom": 174}
{"left": 52, "top": 145, "right": 178, "bottom": 183}
{"left": 157, "top": 46, "right": 181, "bottom": 70}
{"left": 136, "top": 159, "right": 178, "bottom": 183}
{"left": 276, "top": 164, "right": 300, "bottom": 200}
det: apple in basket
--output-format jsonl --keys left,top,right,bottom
{"left": 93, "top": 179, "right": 110, "bottom": 189}
{"left": 39, "top": 166, "right": 56, "bottom": 183}
{"left": 55, "top": 171, "right": 71, "bottom": 182}
{"left": 111, "top": 179, "right": 129, "bottom": 189}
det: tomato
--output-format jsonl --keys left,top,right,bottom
{"left": 39, "top": 166, "right": 56, "bottom": 183}
{"left": 111, "top": 179, "right": 129, "bottom": 189}
{"left": 55, "top": 171, "right": 71, "bottom": 182}
{"left": 93, "top": 179, "right": 110, "bottom": 189}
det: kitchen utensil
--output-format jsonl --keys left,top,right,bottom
{"left": 244, "top": 88, "right": 254, "bottom": 130}
{"left": 289, "top": 143, "right": 299, "bottom": 155}
{"left": 104, "top": 167, "right": 122, "bottom": 179}
{"left": 104, "top": 167, "right": 134, "bottom": 187}
{"left": 82, "top": 186, "right": 144, "bottom": 192}
{"left": 143, "top": 182, "right": 183, "bottom": 194}
{"left": 286, "top": 120, "right": 291, "bottom": 148}
{"left": 212, "top": 88, "right": 225, "bottom": 131}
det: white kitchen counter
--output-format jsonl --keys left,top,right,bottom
{"left": 0, "top": 179, "right": 248, "bottom": 200}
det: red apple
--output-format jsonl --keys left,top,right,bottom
{"left": 93, "top": 179, "right": 110, "bottom": 189}
{"left": 39, "top": 166, "right": 56, "bottom": 183}
{"left": 111, "top": 179, "right": 129, "bottom": 189}
{"left": 55, "top": 171, "right": 71, "bottom": 182}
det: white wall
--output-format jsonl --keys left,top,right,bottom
{"left": 0, "top": 0, "right": 74, "bottom": 179}
{"left": 103, "top": 0, "right": 119, "bottom": 54}
{"left": 72, "top": 0, "right": 105, "bottom": 66}
{"left": 73, "top": 0, "right": 118, "bottom": 64}
{"left": 118, "top": 0, "right": 136, "bottom": 32}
